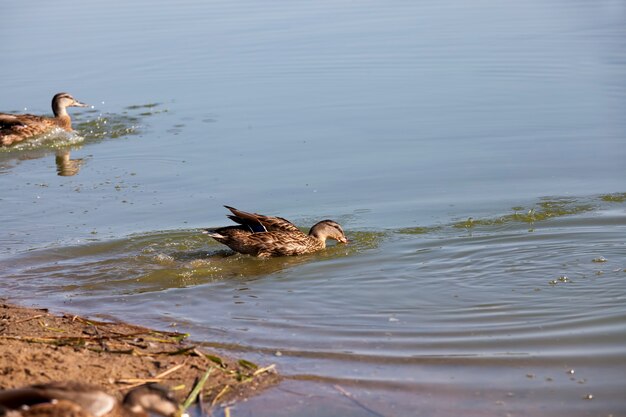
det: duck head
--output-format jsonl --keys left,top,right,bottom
{"left": 309, "top": 220, "right": 348, "bottom": 244}
{"left": 122, "top": 383, "right": 179, "bottom": 417}
{"left": 51, "top": 92, "right": 88, "bottom": 117}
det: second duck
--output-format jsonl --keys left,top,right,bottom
{"left": 0, "top": 92, "right": 87, "bottom": 146}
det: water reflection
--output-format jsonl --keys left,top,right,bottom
{"left": 55, "top": 149, "right": 83, "bottom": 176}
{"left": 0, "top": 143, "right": 84, "bottom": 176}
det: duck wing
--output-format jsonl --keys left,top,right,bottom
{"left": 224, "top": 206, "right": 301, "bottom": 234}
{"left": 211, "top": 230, "right": 318, "bottom": 257}
{"left": 0, "top": 113, "right": 57, "bottom": 146}
{"left": 0, "top": 114, "right": 26, "bottom": 127}
{"left": 244, "top": 232, "right": 324, "bottom": 256}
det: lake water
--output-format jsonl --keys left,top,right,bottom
{"left": 1, "top": 0, "right": 625, "bottom": 416}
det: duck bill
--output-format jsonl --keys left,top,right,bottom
{"left": 73, "top": 100, "right": 89, "bottom": 107}
{"left": 338, "top": 237, "right": 349, "bottom": 244}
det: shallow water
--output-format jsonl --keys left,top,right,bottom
{"left": 1, "top": 0, "right": 625, "bottom": 416}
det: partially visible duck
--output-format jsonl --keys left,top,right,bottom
{"left": 0, "top": 382, "right": 179, "bottom": 417}
{"left": 0, "top": 400, "right": 92, "bottom": 417}
{"left": 204, "top": 206, "right": 348, "bottom": 257}
{"left": 0, "top": 93, "right": 88, "bottom": 146}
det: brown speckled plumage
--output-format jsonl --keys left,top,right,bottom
{"left": 0, "top": 93, "right": 87, "bottom": 146}
{"left": 0, "top": 382, "right": 178, "bottom": 417}
{"left": 1, "top": 400, "right": 91, "bottom": 417}
{"left": 204, "top": 206, "right": 348, "bottom": 257}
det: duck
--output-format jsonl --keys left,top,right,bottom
{"left": 0, "top": 382, "right": 179, "bottom": 417}
{"left": 0, "top": 93, "right": 88, "bottom": 146}
{"left": 204, "top": 206, "right": 348, "bottom": 257}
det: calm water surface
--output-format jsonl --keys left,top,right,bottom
{"left": 1, "top": 1, "right": 625, "bottom": 416}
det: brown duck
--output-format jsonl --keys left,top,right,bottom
{"left": 204, "top": 206, "right": 348, "bottom": 257}
{"left": 0, "top": 382, "right": 179, "bottom": 417}
{"left": 0, "top": 92, "right": 88, "bottom": 146}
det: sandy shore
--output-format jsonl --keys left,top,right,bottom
{"left": 0, "top": 301, "right": 279, "bottom": 410}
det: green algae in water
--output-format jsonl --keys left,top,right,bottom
{"left": 75, "top": 108, "right": 145, "bottom": 141}
{"left": 125, "top": 102, "right": 161, "bottom": 110}
{"left": 72, "top": 102, "right": 169, "bottom": 142}
{"left": 599, "top": 192, "right": 626, "bottom": 203}
{"left": 397, "top": 226, "right": 440, "bottom": 235}
{"left": 123, "top": 103, "right": 168, "bottom": 116}
{"left": 453, "top": 199, "right": 595, "bottom": 229}
{"left": 22, "top": 228, "right": 387, "bottom": 293}
{"left": 549, "top": 276, "right": 571, "bottom": 286}
{"left": 399, "top": 193, "right": 623, "bottom": 233}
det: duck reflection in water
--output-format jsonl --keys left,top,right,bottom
{"left": 0, "top": 147, "right": 85, "bottom": 177}
{"left": 55, "top": 149, "right": 83, "bottom": 176}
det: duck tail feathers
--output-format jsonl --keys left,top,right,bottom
{"left": 202, "top": 229, "right": 224, "bottom": 239}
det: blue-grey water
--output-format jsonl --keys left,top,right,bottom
{"left": 1, "top": 1, "right": 625, "bottom": 416}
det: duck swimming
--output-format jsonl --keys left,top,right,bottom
{"left": 0, "top": 92, "right": 88, "bottom": 146}
{"left": 204, "top": 206, "right": 348, "bottom": 257}
{"left": 0, "top": 382, "right": 179, "bottom": 417}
